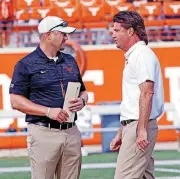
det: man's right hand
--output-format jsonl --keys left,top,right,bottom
{"left": 110, "top": 136, "right": 122, "bottom": 151}
{"left": 48, "top": 108, "right": 69, "bottom": 123}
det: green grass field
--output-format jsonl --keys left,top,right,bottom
{"left": 0, "top": 150, "right": 179, "bottom": 179}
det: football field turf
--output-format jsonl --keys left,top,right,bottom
{"left": 0, "top": 150, "right": 180, "bottom": 179}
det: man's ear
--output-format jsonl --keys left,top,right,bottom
{"left": 46, "top": 32, "right": 51, "bottom": 40}
{"left": 128, "top": 27, "right": 134, "bottom": 37}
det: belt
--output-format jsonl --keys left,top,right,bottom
{"left": 30, "top": 121, "right": 76, "bottom": 130}
{"left": 121, "top": 119, "right": 136, "bottom": 126}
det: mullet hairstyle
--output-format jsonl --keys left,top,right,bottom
{"left": 113, "top": 11, "right": 148, "bottom": 45}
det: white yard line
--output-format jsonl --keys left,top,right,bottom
{"left": 156, "top": 177, "right": 180, "bottom": 179}
{"left": 0, "top": 167, "right": 30, "bottom": 173}
{"left": 156, "top": 160, "right": 180, "bottom": 165}
{"left": 156, "top": 168, "right": 180, "bottom": 173}
{"left": 0, "top": 161, "right": 180, "bottom": 174}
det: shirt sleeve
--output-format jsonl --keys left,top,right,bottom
{"left": 135, "top": 49, "right": 157, "bottom": 85}
{"left": 74, "top": 61, "right": 86, "bottom": 92}
{"left": 9, "top": 61, "right": 30, "bottom": 98}
{"left": 78, "top": 73, "right": 86, "bottom": 92}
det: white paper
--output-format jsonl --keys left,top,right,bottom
{"left": 63, "top": 82, "right": 81, "bottom": 122}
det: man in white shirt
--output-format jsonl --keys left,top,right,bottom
{"left": 110, "top": 11, "right": 164, "bottom": 179}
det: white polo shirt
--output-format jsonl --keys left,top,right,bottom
{"left": 120, "top": 41, "right": 164, "bottom": 121}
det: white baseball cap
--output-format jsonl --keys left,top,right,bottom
{"left": 38, "top": 16, "right": 76, "bottom": 34}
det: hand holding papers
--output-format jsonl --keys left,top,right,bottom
{"left": 63, "top": 82, "right": 81, "bottom": 122}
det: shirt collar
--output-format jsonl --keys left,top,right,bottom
{"left": 36, "top": 46, "right": 64, "bottom": 63}
{"left": 124, "top": 41, "right": 146, "bottom": 61}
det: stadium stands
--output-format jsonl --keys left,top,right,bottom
{"left": 138, "top": 2, "right": 164, "bottom": 41}
{"left": 0, "top": 0, "right": 180, "bottom": 47}
{"left": 0, "top": 0, "right": 14, "bottom": 47}
{"left": 163, "top": 1, "right": 180, "bottom": 41}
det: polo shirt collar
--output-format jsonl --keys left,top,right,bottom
{"left": 36, "top": 46, "right": 64, "bottom": 63}
{"left": 124, "top": 41, "right": 146, "bottom": 60}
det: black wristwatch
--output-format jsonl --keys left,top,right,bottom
{"left": 81, "top": 98, "right": 86, "bottom": 106}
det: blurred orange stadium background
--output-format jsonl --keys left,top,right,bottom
{"left": 0, "top": 0, "right": 180, "bottom": 149}
{"left": 0, "top": 43, "right": 180, "bottom": 148}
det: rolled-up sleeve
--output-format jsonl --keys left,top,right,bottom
{"left": 9, "top": 61, "right": 30, "bottom": 98}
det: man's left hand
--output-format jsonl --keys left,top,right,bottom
{"left": 68, "top": 98, "right": 84, "bottom": 112}
{"left": 136, "top": 129, "right": 150, "bottom": 152}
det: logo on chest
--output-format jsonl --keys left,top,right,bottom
{"left": 64, "top": 66, "right": 73, "bottom": 72}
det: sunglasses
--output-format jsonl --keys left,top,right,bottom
{"left": 49, "top": 21, "right": 68, "bottom": 31}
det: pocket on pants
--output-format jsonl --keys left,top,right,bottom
{"left": 26, "top": 124, "right": 34, "bottom": 149}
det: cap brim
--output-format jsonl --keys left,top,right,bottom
{"left": 54, "top": 26, "right": 76, "bottom": 34}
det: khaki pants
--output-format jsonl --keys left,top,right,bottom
{"left": 27, "top": 123, "right": 82, "bottom": 179}
{"left": 114, "top": 120, "right": 158, "bottom": 179}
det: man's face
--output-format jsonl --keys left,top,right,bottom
{"left": 111, "top": 22, "right": 129, "bottom": 50}
{"left": 50, "top": 31, "right": 68, "bottom": 50}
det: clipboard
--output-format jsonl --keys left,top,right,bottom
{"left": 63, "top": 82, "right": 81, "bottom": 122}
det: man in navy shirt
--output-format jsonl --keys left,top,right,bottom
{"left": 9, "top": 16, "right": 88, "bottom": 179}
